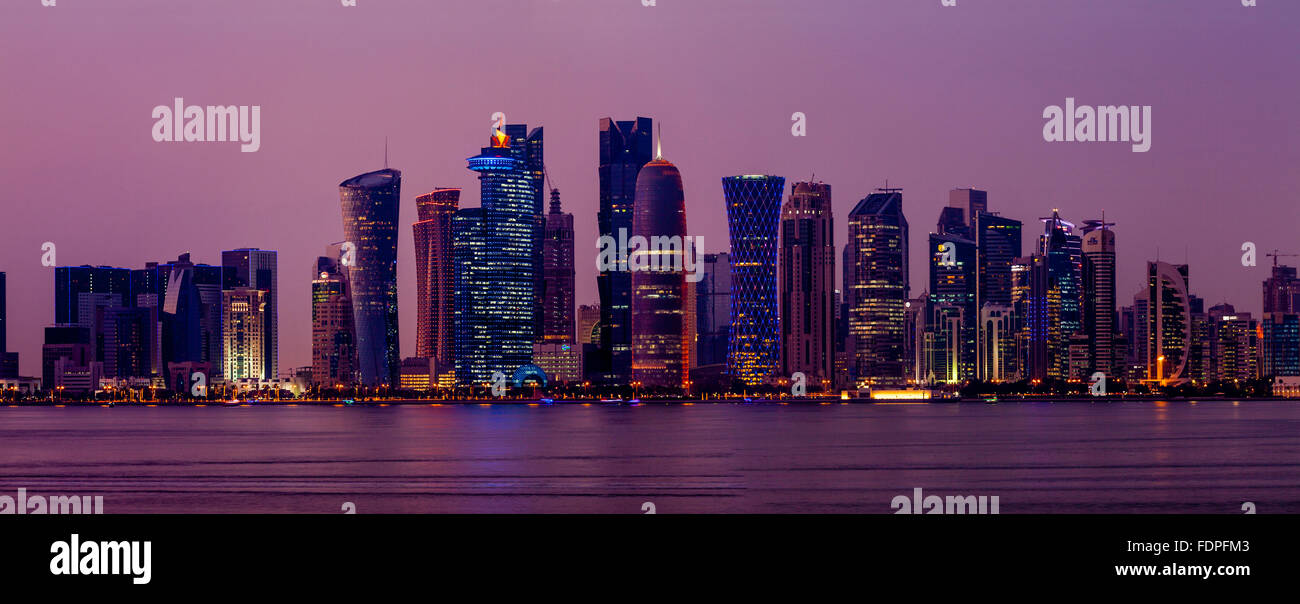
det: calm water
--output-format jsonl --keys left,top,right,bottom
{"left": 1, "top": 401, "right": 1297, "bottom": 513}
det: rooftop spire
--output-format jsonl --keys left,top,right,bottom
{"left": 549, "top": 188, "right": 562, "bottom": 214}
{"left": 655, "top": 123, "right": 663, "bottom": 160}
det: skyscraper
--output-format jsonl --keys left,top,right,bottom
{"left": 1260, "top": 312, "right": 1300, "bottom": 378}
{"left": 631, "top": 150, "right": 692, "bottom": 389}
{"left": 55, "top": 265, "right": 132, "bottom": 367}
{"left": 927, "top": 230, "right": 976, "bottom": 383}
{"left": 222, "top": 248, "right": 278, "bottom": 380}
{"left": 780, "top": 181, "right": 835, "bottom": 389}
{"left": 723, "top": 175, "right": 784, "bottom": 386}
{"left": 1208, "top": 304, "right": 1258, "bottom": 382}
{"left": 597, "top": 117, "right": 654, "bottom": 383}
{"left": 222, "top": 287, "right": 266, "bottom": 381}
{"left": 132, "top": 254, "right": 225, "bottom": 378}
{"left": 504, "top": 124, "right": 546, "bottom": 341}
{"left": 1039, "top": 211, "right": 1082, "bottom": 380}
{"left": 1147, "top": 261, "right": 1192, "bottom": 385}
{"left": 1012, "top": 254, "right": 1049, "bottom": 382}
{"left": 0, "top": 271, "right": 13, "bottom": 379}
{"left": 846, "top": 189, "right": 909, "bottom": 386}
{"left": 413, "top": 188, "right": 460, "bottom": 367}
{"left": 1263, "top": 264, "right": 1300, "bottom": 314}
{"left": 102, "top": 307, "right": 153, "bottom": 380}
{"left": 0, "top": 271, "right": 6, "bottom": 355}
{"left": 452, "top": 207, "right": 488, "bottom": 385}
{"left": 454, "top": 129, "right": 537, "bottom": 385}
{"left": 339, "top": 168, "right": 402, "bottom": 387}
{"left": 541, "top": 188, "right": 575, "bottom": 343}
{"left": 311, "top": 250, "right": 355, "bottom": 386}
{"left": 696, "top": 253, "right": 731, "bottom": 367}
{"left": 1081, "top": 219, "right": 1117, "bottom": 379}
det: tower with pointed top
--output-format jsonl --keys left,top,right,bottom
{"left": 541, "top": 188, "right": 575, "bottom": 344}
{"left": 631, "top": 143, "right": 693, "bottom": 389}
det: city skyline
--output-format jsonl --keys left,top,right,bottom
{"left": 1, "top": 1, "right": 1297, "bottom": 376}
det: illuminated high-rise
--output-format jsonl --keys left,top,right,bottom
{"left": 927, "top": 231, "right": 976, "bottom": 383}
{"left": 454, "top": 130, "right": 537, "bottom": 385}
{"left": 1039, "top": 211, "right": 1082, "bottom": 380}
{"left": 312, "top": 249, "right": 356, "bottom": 386}
{"left": 631, "top": 149, "right": 692, "bottom": 389}
{"left": 222, "top": 248, "right": 278, "bottom": 380}
{"left": 1081, "top": 220, "right": 1117, "bottom": 379}
{"left": 222, "top": 287, "right": 266, "bottom": 381}
{"left": 1147, "top": 261, "right": 1191, "bottom": 385}
{"left": 846, "top": 189, "right": 909, "bottom": 385}
{"left": 723, "top": 175, "right": 784, "bottom": 386}
{"left": 780, "top": 182, "right": 835, "bottom": 389}
{"left": 339, "top": 168, "right": 402, "bottom": 387}
{"left": 504, "top": 124, "right": 546, "bottom": 340}
{"left": 413, "top": 188, "right": 460, "bottom": 367}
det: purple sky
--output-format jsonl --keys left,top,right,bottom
{"left": 1, "top": 0, "right": 1296, "bottom": 377}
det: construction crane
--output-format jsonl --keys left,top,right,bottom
{"left": 1266, "top": 250, "right": 1298, "bottom": 267}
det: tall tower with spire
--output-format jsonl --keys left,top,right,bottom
{"left": 631, "top": 130, "right": 693, "bottom": 389}
{"left": 541, "top": 188, "right": 575, "bottom": 343}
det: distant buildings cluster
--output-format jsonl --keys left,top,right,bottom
{"left": 7, "top": 250, "right": 285, "bottom": 396}
{"left": 7, "top": 114, "right": 1299, "bottom": 398}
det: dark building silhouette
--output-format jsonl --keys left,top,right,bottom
{"left": 597, "top": 117, "right": 654, "bottom": 383}
{"left": 541, "top": 189, "right": 575, "bottom": 344}
{"left": 1263, "top": 264, "right": 1300, "bottom": 314}
{"left": 696, "top": 253, "right": 731, "bottom": 367}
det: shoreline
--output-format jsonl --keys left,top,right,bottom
{"left": 4, "top": 396, "right": 1296, "bottom": 407}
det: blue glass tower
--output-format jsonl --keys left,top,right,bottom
{"left": 1039, "top": 211, "right": 1082, "bottom": 380}
{"left": 723, "top": 175, "right": 784, "bottom": 385}
{"left": 455, "top": 130, "right": 537, "bottom": 385}
{"left": 339, "top": 168, "right": 402, "bottom": 387}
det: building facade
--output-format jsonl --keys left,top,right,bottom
{"left": 339, "top": 168, "right": 402, "bottom": 387}
{"left": 846, "top": 189, "right": 910, "bottom": 386}
{"left": 779, "top": 181, "right": 835, "bottom": 389}
{"left": 413, "top": 188, "right": 460, "bottom": 368}
{"left": 723, "top": 175, "right": 784, "bottom": 386}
